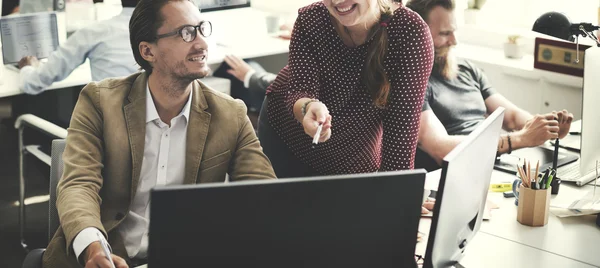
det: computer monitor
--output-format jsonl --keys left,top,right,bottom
{"left": 424, "top": 107, "right": 505, "bottom": 268}
{"left": 0, "top": 12, "right": 60, "bottom": 66}
{"left": 149, "top": 170, "right": 426, "bottom": 267}
{"left": 580, "top": 47, "right": 600, "bottom": 176}
{"left": 18, "top": 0, "right": 65, "bottom": 14}
{"left": 196, "top": 0, "right": 250, "bottom": 12}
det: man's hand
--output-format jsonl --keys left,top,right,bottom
{"left": 83, "top": 241, "right": 129, "bottom": 268}
{"left": 18, "top": 56, "right": 40, "bottom": 69}
{"left": 303, "top": 101, "right": 332, "bottom": 143}
{"left": 421, "top": 198, "right": 435, "bottom": 214}
{"left": 553, "top": 110, "right": 574, "bottom": 139}
{"left": 278, "top": 24, "right": 293, "bottom": 40}
{"left": 224, "top": 55, "right": 253, "bottom": 82}
{"left": 515, "top": 113, "right": 559, "bottom": 148}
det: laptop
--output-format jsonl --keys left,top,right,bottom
{"left": 149, "top": 170, "right": 426, "bottom": 268}
{"left": 494, "top": 146, "right": 578, "bottom": 175}
{"left": 0, "top": 12, "right": 59, "bottom": 72}
{"left": 424, "top": 107, "right": 504, "bottom": 268}
{"left": 556, "top": 47, "right": 600, "bottom": 186}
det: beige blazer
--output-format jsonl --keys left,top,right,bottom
{"left": 43, "top": 72, "right": 276, "bottom": 267}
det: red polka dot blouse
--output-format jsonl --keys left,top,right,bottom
{"left": 265, "top": 2, "right": 434, "bottom": 175}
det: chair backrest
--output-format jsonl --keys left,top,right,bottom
{"left": 48, "top": 139, "right": 66, "bottom": 242}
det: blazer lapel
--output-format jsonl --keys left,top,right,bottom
{"left": 123, "top": 73, "right": 148, "bottom": 200}
{"left": 184, "top": 80, "right": 211, "bottom": 184}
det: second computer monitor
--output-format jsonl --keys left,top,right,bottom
{"left": 580, "top": 46, "right": 600, "bottom": 176}
{"left": 0, "top": 12, "right": 59, "bottom": 66}
{"left": 424, "top": 107, "right": 505, "bottom": 268}
{"left": 196, "top": 0, "right": 250, "bottom": 12}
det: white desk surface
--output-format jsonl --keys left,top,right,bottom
{"left": 478, "top": 171, "right": 600, "bottom": 267}
{"left": 208, "top": 36, "right": 290, "bottom": 65}
{"left": 424, "top": 168, "right": 600, "bottom": 267}
{"left": 416, "top": 220, "right": 597, "bottom": 268}
{"left": 0, "top": 60, "right": 92, "bottom": 99}
{"left": 0, "top": 36, "right": 289, "bottom": 99}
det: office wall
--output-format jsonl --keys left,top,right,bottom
{"left": 252, "top": 0, "right": 317, "bottom": 18}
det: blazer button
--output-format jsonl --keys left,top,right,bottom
{"left": 115, "top": 212, "right": 125, "bottom": 220}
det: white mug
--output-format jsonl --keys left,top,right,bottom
{"left": 265, "top": 15, "right": 281, "bottom": 34}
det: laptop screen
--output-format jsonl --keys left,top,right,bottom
{"left": 0, "top": 12, "right": 59, "bottom": 65}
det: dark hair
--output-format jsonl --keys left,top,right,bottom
{"left": 405, "top": 0, "right": 454, "bottom": 23}
{"left": 129, "top": 0, "right": 193, "bottom": 73}
{"left": 364, "top": 0, "right": 393, "bottom": 108}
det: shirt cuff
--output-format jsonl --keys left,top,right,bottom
{"left": 73, "top": 227, "right": 112, "bottom": 264}
{"left": 243, "top": 69, "right": 256, "bottom": 89}
{"left": 18, "top": 66, "right": 38, "bottom": 94}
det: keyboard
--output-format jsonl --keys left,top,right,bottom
{"left": 4, "top": 59, "right": 48, "bottom": 72}
{"left": 4, "top": 64, "right": 20, "bottom": 72}
{"left": 551, "top": 135, "right": 581, "bottom": 151}
{"left": 558, "top": 159, "right": 600, "bottom": 186}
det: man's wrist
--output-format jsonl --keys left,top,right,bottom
{"left": 243, "top": 69, "right": 256, "bottom": 88}
{"left": 73, "top": 227, "right": 110, "bottom": 265}
{"left": 510, "top": 131, "right": 524, "bottom": 150}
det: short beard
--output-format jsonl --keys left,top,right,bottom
{"left": 432, "top": 47, "right": 458, "bottom": 80}
{"left": 173, "top": 60, "right": 210, "bottom": 83}
{"left": 154, "top": 62, "right": 211, "bottom": 98}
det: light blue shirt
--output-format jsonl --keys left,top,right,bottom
{"left": 19, "top": 8, "right": 137, "bottom": 95}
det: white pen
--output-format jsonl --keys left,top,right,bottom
{"left": 313, "top": 123, "right": 323, "bottom": 145}
{"left": 97, "top": 232, "right": 115, "bottom": 268}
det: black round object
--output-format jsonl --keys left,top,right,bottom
{"left": 532, "top": 12, "right": 574, "bottom": 41}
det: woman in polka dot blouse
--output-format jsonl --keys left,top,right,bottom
{"left": 257, "top": 0, "right": 434, "bottom": 178}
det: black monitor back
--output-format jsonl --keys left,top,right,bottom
{"left": 425, "top": 108, "right": 505, "bottom": 268}
{"left": 149, "top": 170, "right": 426, "bottom": 268}
{"left": 196, "top": 0, "right": 250, "bottom": 12}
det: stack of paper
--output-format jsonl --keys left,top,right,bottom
{"left": 550, "top": 190, "right": 600, "bottom": 217}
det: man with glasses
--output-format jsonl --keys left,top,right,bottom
{"left": 42, "top": 0, "right": 275, "bottom": 267}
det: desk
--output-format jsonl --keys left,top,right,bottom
{"left": 207, "top": 35, "right": 290, "bottom": 65}
{"left": 416, "top": 219, "right": 598, "bottom": 268}
{"left": 0, "top": 39, "right": 289, "bottom": 99}
{"left": 423, "top": 168, "right": 600, "bottom": 267}
{"left": 0, "top": 60, "right": 92, "bottom": 99}
{"left": 478, "top": 171, "right": 600, "bottom": 267}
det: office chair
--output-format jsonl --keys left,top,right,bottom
{"left": 15, "top": 114, "right": 67, "bottom": 250}
{"left": 21, "top": 139, "right": 66, "bottom": 268}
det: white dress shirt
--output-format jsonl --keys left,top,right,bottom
{"left": 243, "top": 69, "right": 256, "bottom": 89}
{"left": 19, "top": 8, "right": 138, "bottom": 95}
{"left": 72, "top": 83, "right": 193, "bottom": 261}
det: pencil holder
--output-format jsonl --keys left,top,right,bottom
{"left": 516, "top": 185, "right": 551, "bottom": 227}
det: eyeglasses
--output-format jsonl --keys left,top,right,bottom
{"left": 155, "top": 21, "right": 213, "bottom": 43}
